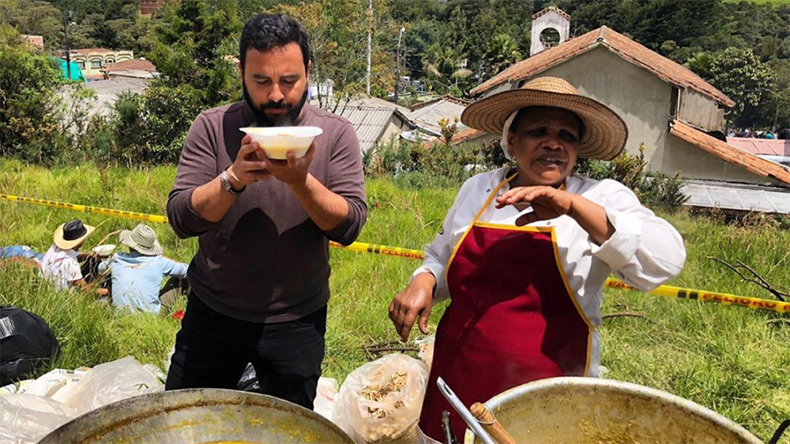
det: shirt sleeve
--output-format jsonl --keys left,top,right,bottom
{"left": 588, "top": 179, "right": 686, "bottom": 291}
{"left": 63, "top": 257, "right": 83, "bottom": 283}
{"left": 159, "top": 257, "right": 189, "bottom": 278}
{"left": 166, "top": 112, "right": 221, "bottom": 239}
{"left": 322, "top": 121, "right": 368, "bottom": 245}
{"left": 412, "top": 178, "right": 476, "bottom": 304}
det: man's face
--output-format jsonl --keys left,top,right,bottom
{"left": 242, "top": 42, "right": 310, "bottom": 127}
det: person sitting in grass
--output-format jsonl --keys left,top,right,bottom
{"left": 0, "top": 245, "right": 43, "bottom": 267}
{"left": 39, "top": 219, "right": 96, "bottom": 291}
{"left": 98, "top": 224, "right": 188, "bottom": 315}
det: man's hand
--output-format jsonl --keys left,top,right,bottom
{"left": 226, "top": 135, "right": 271, "bottom": 188}
{"left": 495, "top": 186, "right": 575, "bottom": 226}
{"left": 260, "top": 142, "right": 315, "bottom": 187}
{"left": 389, "top": 272, "right": 435, "bottom": 341}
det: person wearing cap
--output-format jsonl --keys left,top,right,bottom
{"left": 98, "top": 224, "right": 188, "bottom": 315}
{"left": 39, "top": 219, "right": 96, "bottom": 291}
{"left": 388, "top": 76, "right": 687, "bottom": 440}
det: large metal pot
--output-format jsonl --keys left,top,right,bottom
{"left": 38, "top": 388, "right": 354, "bottom": 444}
{"left": 464, "top": 377, "right": 763, "bottom": 444}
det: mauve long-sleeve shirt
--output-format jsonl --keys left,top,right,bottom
{"left": 167, "top": 102, "right": 367, "bottom": 323}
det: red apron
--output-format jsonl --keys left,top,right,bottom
{"left": 419, "top": 176, "right": 593, "bottom": 441}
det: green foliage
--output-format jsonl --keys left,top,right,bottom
{"left": 708, "top": 47, "right": 775, "bottom": 127}
{"left": 0, "top": 44, "right": 63, "bottom": 162}
{"left": 576, "top": 145, "right": 688, "bottom": 213}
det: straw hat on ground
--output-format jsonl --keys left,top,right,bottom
{"left": 54, "top": 220, "right": 95, "bottom": 250}
{"left": 462, "top": 76, "right": 628, "bottom": 160}
{"left": 120, "top": 224, "right": 163, "bottom": 256}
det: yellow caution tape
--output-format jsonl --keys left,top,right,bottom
{"left": 0, "top": 194, "right": 168, "bottom": 224}
{"left": 4, "top": 193, "right": 789, "bottom": 314}
{"left": 605, "top": 279, "right": 790, "bottom": 314}
{"left": 328, "top": 241, "right": 425, "bottom": 260}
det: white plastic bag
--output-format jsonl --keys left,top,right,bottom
{"left": 334, "top": 354, "right": 428, "bottom": 444}
{"left": 415, "top": 335, "right": 435, "bottom": 372}
{"left": 57, "top": 356, "right": 164, "bottom": 415}
{"left": 314, "top": 377, "right": 338, "bottom": 420}
{"left": 0, "top": 394, "right": 75, "bottom": 444}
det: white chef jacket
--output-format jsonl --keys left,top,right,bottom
{"left": 414, "top": 167, "right": 686, "bottom": 376}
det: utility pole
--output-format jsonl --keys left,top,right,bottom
{"left": 366, "top": 0, "right": 372, "bottom": 96}
{"left": 63, "top": 10, "right": 73, "bottom": 81}
{"left": 394, "top": 26, "right": 405, "bottom": 104}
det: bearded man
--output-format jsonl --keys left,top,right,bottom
{"left": 165, "top": 13, "right": 367, "bottom": 409}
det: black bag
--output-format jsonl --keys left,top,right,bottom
{"left": 0, "top": 306, "right": 59, "bottom": 386}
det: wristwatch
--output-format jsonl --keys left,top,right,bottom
{"left": 220, "top": 169, "right": 245, "bottom": 195}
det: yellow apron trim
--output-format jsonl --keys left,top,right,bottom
{"left": 445, "top": 171, "right": 592, "bottom": 376}
{"left": 445, "top": 173, "right": 519, "bottom": 286}
{"left": 549, "top": 228, "right": 595, "bottom": 376}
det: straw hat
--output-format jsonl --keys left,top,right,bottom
{"left": 462, "top": 76, "right": 628, "bottom": 160}
{"left": 119, "top": 224, "right": 163, "bottom": 256}
{"left": 53, "top": 220, "right": 95, "bottom": 250}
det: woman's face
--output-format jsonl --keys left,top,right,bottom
{"left": 506, "top": 107, "right": 581, "bottom": 187}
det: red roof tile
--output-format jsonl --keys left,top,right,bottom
{"left": 670, "top": 120, "right": 790, "bottom": 185}
{"left": 471, "top": 27, "right": 734, "bottom": 108}
{"left": 70, "top": 48, "right": 114, "bottom": 54}
{"left": 726, "top": 137, "right": 790, "bottom": 157}
{"left": 102, "top": 59, "right": 157, "bottom": 72}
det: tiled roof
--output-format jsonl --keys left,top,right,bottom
{"left": 405, "top": 98, "right": 469, "bottom": 134}
{"left": 670, "top": 120, "right": 790, "bottom": 186}
{"left": 70, "top": 48, "right": 114, "bottom": 54}
{"left": 471, "top": 26, "right": 734, "bottom": 108}
{"left": 683, "top": 180, "right": 790, "bottom": 214}
{"left": 411, "top": 95, "right": 472, "bottom": 111}
{"left": 532, "top": 6, "right": 570, "bottom": 21}
{"left": 423, "top": 127, "right": 486, "bottom": 148}
{"left": 727, "top": 137, "right": 790, "bottom": 157}
{"left": 103, "top": 59, "right": 156, "bottom": 72}
{"left": 332, "top": 106, "right": 396, "bottom": 153}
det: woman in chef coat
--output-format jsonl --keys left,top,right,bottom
{"left": 388, "top": 76, "right": 686, "bottom": 441}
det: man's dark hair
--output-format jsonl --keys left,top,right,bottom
{"left": 239, "top": 13, "right": 310, "bottom": 71}
{"left": 779, "top": 128, "right": 790, "bottom": 140}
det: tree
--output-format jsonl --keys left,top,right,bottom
{"left": 483, "top": 33, "right": 522, "bottom": 79}
{"left": 0, "top": 38, "right": 63, "bottom": 161}
{"left": 707, "top": 47, "right": 774, "bottom": 128}
{"left": 422, "top": 42, "right": 471, "bottom": 95}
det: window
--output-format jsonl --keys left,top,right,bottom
{"left": 91, "top": 60, "right": 102, "bottom": 69}
{"left": 77, "top": 61, "right": 86, "bottom": 69}
{"left": 106, "top": 59, "right": 115, "bottom": 64}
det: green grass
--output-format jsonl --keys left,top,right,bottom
{"left": 2, "top": 159, "right": 790, "bottom": 440}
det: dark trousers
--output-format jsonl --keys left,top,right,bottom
{"left": 165, "top": 293, "right": 326, "bottom": 410}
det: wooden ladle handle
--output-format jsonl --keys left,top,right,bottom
{"left": 470, "top": 402, "right": 516, "bottom": 444}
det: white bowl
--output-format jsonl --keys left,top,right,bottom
{"left": 93, "top": 244, "right": 116, "bottom": 257}
{"left": 240, "top": 126, "right": 323, "bottom": 160}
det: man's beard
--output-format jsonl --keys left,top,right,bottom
{"left": 243, "top": 81, "right": 308, "bottom": 127}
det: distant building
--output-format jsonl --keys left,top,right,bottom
{"left": 22, "top": 35, "right": 44, "bottom": 51}
{"left": 101, "top": 58, "right": 157, "bottom": 80}
{"left": 140, "top": 0, "right": 178, "bottom": 15}
{"left": 65, "top": 48, "right": 133, "bottom": 80}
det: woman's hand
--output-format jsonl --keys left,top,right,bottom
{"left": 496, "top": 186, "right": 575, "bottom": 225}
{"left": 496, "top": 185, "right": 615, "bottom": 244}
{"left": 389, "top": 272, "right": 435, "bottom": 341}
